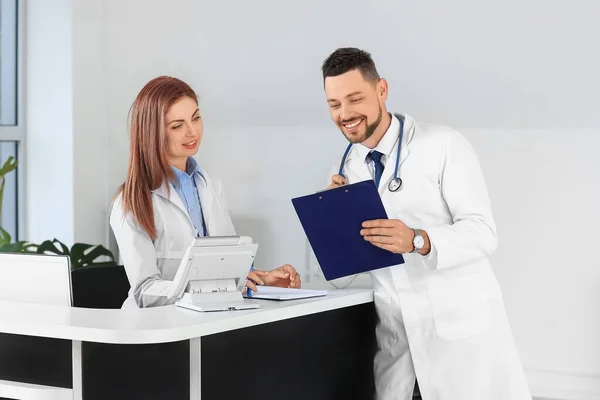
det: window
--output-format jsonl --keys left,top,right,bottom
{"left": 1, "top": 0, "right": 18, "bottom": 126}
{"left": 0, "top": 0, "right": 22, "bottom": 241}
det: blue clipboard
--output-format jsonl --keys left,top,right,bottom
{"left": 291, "top": 180, "right": 404, "bottom": 281}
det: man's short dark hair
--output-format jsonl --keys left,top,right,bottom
{"left": 321, "top": 47, "right": 380, "bottom": 83}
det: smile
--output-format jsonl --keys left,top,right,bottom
{"left": 183, "top": 140, "right": 197, "bottom": 146}
{"left": 343, "top": 118, "right": 364, "bottom": 129}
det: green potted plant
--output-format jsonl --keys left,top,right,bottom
{"left": 0, "top": 156, "right": 130, "bottom": 308}
{"left": 0, "top": 156, "right": 116, "bottom": 267}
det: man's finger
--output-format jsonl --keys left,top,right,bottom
{"left": 360, "top": 227, "right": 397, "bottom": 237}
{"left": 330, "top": 174, "right": 347, "bottom": 187}
{"left": 332, "top": 174, "right": 347, "bottom": 184}
{"left": 369, "top": 241, "right": 398, "bottom": 254}
{"left": 362, "top": 219, "right": 400, "bottom": 228}
{"left": 364, "top": 235, "right": 396, "bottom": 245}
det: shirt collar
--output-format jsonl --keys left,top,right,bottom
{"left": 355, "top": 113, "right": 401, "bottom": 163}
{"left": 170, "top": 157, "right": 206, "bottom": 187}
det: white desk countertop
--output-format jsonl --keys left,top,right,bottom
{"left": 0, "top": 289, "right": 374, "bottom": 345}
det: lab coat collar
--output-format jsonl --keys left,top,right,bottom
{"left": 152, "top": 183, "right": 188, "bottom": 216}
{"left": 152, "top": 178, "right": 215, "bottom": 236}
{"left": 152, "top": 158, "right": 213, "bottom": 233}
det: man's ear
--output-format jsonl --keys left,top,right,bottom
{"left": 378, "top": 78, "right": 389, "bottom": 100}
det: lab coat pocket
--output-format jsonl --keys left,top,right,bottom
{"left": 373, "top": 292, "right": 398, "bottom": 352}
{"left": 389, "top": 181, "right": 441, "bottom": 217}
{"left": 427, "top": 274, "right": 492, "bottom": 341}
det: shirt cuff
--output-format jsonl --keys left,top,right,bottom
{"left": 421, "top": 238, "right": 439, "bottom": 271}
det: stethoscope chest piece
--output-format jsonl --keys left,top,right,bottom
{"left": 388, "top": 177, "right": 402, "bottom": 192}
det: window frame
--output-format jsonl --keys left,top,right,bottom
{"left": 0, "top": 0, "right": 25, "bottom": 241}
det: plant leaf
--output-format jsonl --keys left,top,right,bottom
{"left": 21, "top": 242, "right": 39, "bottom": 253}
{"left": 70, "top": 243, "right": 94, "bottom": 262}
{"left": 0, "top": 227, "right": 11, "bottom": 245}
{"left": 0, "top": 232, "right": 117, "bottom": 271}
{"left": 36, "top": 239, "right": 69, "bottom": 256}
{"left": 0, "top": 156, "right": 17, "bottom": 221}
{"left": 0, "top": 177, "right": 5, "bottom": 219}
{"left": 54, "top": 239, "right": 70, "bottom": 254}
{"left": 71, "top": 243, "right": 116, "bottom": 269}
{"left": 0, "top": 156, "right": 18, "bottom": 176}
{"left": 0, "top": 241, "right": 38, "bottom": 253}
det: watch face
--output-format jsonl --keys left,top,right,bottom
{"left": 414, "top": 236, "right": 425, "bottom": 248}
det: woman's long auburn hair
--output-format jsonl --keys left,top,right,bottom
{"left": 116, "top": 76, "right": 198, "bottom": 240}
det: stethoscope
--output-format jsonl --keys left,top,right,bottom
{"left": 338, "top": 116, "right": 404, "bottom": 192}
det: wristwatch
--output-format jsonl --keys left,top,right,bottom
{"left": 411, "top": 229, "right": 425, "bottom": 254}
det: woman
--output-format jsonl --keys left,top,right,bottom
{"left": 110, "top": 76, "right": 301, "bottom": 308}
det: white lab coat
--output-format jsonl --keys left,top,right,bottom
{"left": 109, "top": 169, "right": 236, "bottom": 308}
{"left": 328, "top": 113, "right": 532, "bottom": 400}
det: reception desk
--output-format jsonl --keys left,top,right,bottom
{"left": 0, "top": 289, "right": 377, "bottom": 400}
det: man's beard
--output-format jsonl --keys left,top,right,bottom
{"left": 342, "top": 105, "right": 383, "bottom": 144}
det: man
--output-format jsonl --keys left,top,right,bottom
{"left": 321, "top": 47, "right": 532, "bottom": 400}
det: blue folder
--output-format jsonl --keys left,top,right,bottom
{"left": 291, "top": 180, "right": 404, "bottom": 281}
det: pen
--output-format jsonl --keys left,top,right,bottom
{"left": 247, "top": 263, "right": 254, "bottom": 297}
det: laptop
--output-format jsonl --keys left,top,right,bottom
{"left": 0, "top": 253, "right": 73, "bottom": 306}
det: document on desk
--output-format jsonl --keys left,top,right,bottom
{"left": 291, "top": 180, "right": 405, "bottom": 281}
{"left": 246, "top": 287, "right": 327, "bottom": 301}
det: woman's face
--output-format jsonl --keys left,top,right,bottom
{"left": 165, "top": 96, "right": 203, "bottom": 168}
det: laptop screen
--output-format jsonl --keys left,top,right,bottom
{"left": 0, "top": 253, "right": 72, "bottom": 306}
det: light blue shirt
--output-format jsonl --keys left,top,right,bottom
{"left": 170, "top": 157, "right": 207, "bottom": 237}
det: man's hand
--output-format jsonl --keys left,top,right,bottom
{"left": 328, "top": 174, "right": 347, "bottom": 189}
{"left": 360, "top": 219, "right": 430, "bottom": 255}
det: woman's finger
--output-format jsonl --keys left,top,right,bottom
{"left": 268, "top": 269, "right": 290, "bottom": 279}
{"left": 247, "top": 271, "right": 265, "bottom": 285}
{"left": 289, "top": 276, "right": 302, "bottom": 288}
{"left": 246, "top": 280, "right": 258, "bottom": 292}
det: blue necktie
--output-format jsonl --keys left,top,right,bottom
{"left": 370, "top": 150, "right": 385, "bottom": 187}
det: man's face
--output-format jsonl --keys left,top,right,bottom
{"left": 324, "top": 69, "right": 386, "bottom": 144}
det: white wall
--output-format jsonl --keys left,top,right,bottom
{"left": 99, "top": 0, "right": 600, "bottom": 130}
{"left": 25, "top": 0, "right": 74, "bottom": 245}
{"left": 464, "top": 129, "right": 600, "bottom": 398}
{"left": 25, "top": 0, "right": 109, "bottom": 247}
{"left": 71, "top": 0, "right": 109, "bottom": 246}
{"left": 25, "top": 0, "right": 600, "bottom": 398}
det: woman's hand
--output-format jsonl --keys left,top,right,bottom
{"left": 245, "top": 271, "right": 264, "bottom": 293}
{"left": 247, "top": 264, "right": 301, "bottom": 291}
